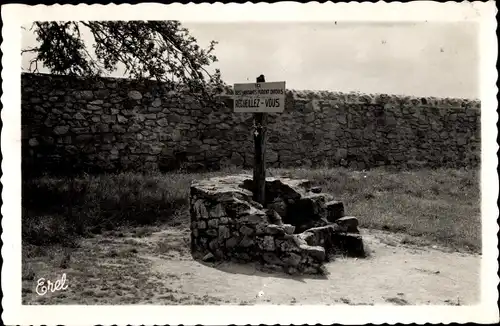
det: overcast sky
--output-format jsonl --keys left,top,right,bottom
{"left": 22, "top": 21, "right": 479, "bottom": 99}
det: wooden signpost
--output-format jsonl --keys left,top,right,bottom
{"left": 233, "top": 75, "right": 286, "bottom": 205}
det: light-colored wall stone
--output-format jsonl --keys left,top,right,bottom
{"left": 21, "top": 73, "right": 481, "bottom": 175}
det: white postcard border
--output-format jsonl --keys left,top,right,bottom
{"left": 1, "top": 2, "right": 498, "bottom": 325}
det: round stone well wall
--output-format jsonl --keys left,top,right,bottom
{"left": 190, "top": 174, "right": 366, "bottom": 274}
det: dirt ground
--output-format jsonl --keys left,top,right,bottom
{"left": 22, "top": 225, "right": 480, "bottom": 305}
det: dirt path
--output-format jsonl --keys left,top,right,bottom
{"left": 22, "top": 225, "right": 480, "bottom": 305}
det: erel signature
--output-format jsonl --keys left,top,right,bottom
{"left": 36, "top": 273, "right": 69, "bottom": 296}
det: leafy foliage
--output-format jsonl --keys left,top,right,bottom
{"left": 22, "top": 21, "right": 227, "bottom": 100}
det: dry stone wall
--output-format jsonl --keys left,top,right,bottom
{"left": 22, "top": 73, "right": 481, "bottom": 175}
{"left": 190, "top": 175, "right": 365, "bottom": 274}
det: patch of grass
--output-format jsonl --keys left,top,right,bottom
{"left": 59, "top": 249, "right": 72, "bottom": 269}
{"left": 23, "top": 167, "right": 249, "bottom": 246}
{"left": 22, "top": 263, "right": 35, "bottom": 281}
{"left": 133, "top": 226, "right": 155, "bottom": 238}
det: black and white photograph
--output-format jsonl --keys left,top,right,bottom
{"left": 1, "top": 2, "right": 498, "bottom": 325}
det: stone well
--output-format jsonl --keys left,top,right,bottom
{"left": 189, "top": 174, "right": 365, "bottom": 274}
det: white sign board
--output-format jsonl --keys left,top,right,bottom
{"left": 233, "top": 81, "right": 286, "bottom": 113}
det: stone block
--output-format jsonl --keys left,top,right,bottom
{"left": 117, "top": 115, "right": 127, "bottom": 123}
{"left": 282, "top": 224, "right": 295, "bottom": 235}
{"left": 226, "top": 237, "right": 240, "bottom": 249}
{"left": 266, "top": 209, "right": 283, "bottom": 225}
{"left": 254, "top": 223, "right": 267, "bottom": 235}
{"left": 262, "top": 236, "right": 276, "bottom": 251}
{"left": 202, "top": 253, "right": 215, "bottom": 262}
{"left": 193, "top": 199, "right": 209, "bottom": 219}
{"left": 265, "top": 224, "right": 285, "bottom": 236}
{"left": 282, "top": 252, "right": 302, "bottom": 267}
{"left": 208, "top": 219, "right": 219, "bottom": 228}
{"left": 209, "top": 204, "right": 226, "bottom": 218}
{"left": 239, "top": 225, "right": 254, "bottom": 236}
{"left": 128, "top": 90, "right": 142, "bottom": 100}
{"left": 53, "top": 126, "right": 69, "bottom": 135}
{"left": 267, "top": 200, "right": 287, "bottom": 218}
{"left": 152, "top": 98, "right": 162, "bottom": 107}
{"left": 87, "top": 104, "right": 101, "bottom": 111}
{"left": 286, "top": 194, "right": 330, "bottom": 231}
{"left": 245, "top": 214, "right": 267, "bottom": 224}
{"left": 331, "top": 233, "right": 365, "bottom": 257}
{"left": 326, "top": 201, "right": 345, "bottom": 222}
{"left": 301, "top": 245, "right": 325, "bottom": 261}
{"left": 218, "top": 226, "right": 230, "bottom": 241}
{"left": 239, "top": 236, "right": 254, "bottom": 248}
{"left": 334, "top": 216, "right": 359, "bottom": 233}
{"left": 262, "top": 253, "right": 284, "bottom": 266}
{"left": 208, "top": 239, "right": 218, "bottom": 250}
{"left": 206, "top": 229, "right": 217, "bottom": 237}
{"left": 28, "top": 138, "right": 39, "bottom": 147}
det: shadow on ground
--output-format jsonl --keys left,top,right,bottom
{"left": 197, "top": 260, "right": 329, "bottom": 282}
